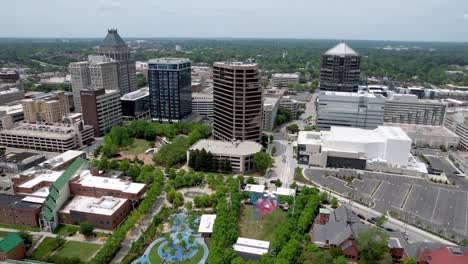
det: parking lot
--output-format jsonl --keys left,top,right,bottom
{"left": 304, "top": 168, "right": 468, "bottom": 242}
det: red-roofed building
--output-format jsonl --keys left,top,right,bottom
{"left": 419, "top": 247, "right": 468, "bottom": 264}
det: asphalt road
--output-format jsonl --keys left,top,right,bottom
{"left": 298, "top": 178, "right": 456, "bottom": 246}
{"left": 270, "top": 139, "right": 296, "bottom": 187}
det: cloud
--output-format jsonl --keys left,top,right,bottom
{"left": 98, "top": 0, "right": 123, "bottom": 12}
{"left": 464, "top": 13, "right": 468, "bottom": 19}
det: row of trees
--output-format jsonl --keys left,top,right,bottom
{"left": 253, "top": 152, "right": 274, "bottom": 174}
{"left": 89, "top": 170, "right": 165, "bottom": 264}
{"left": 90, "top": 158, "right": 161, "bottom": 184}
{"left": 188, "top": 149, "right": 232, "bottom": 173}
{"left": 207, "top": 176, "right": 242, "bottom": 263}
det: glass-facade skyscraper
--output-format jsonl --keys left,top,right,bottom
{"left": 148, "top": 58, "right": 192, "bottom": 123}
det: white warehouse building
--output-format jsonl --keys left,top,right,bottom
{"left": 296, "top": 126, "right": 427, "bottom": 175}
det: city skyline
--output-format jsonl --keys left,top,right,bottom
{"left": 1, "top": 0, "right": 468, "bottom": 42}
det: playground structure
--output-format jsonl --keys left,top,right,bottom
{"left": 244, "top": 184, "right": 296, "bottom": 219}
{"left": 133, "top": 213, "right": 209, "bottom": 264}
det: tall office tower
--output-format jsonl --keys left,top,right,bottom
{"left": 88, "top": 56, "right": 119, "bottom": 91}
{"left": 319, "top": 43, "right": 361, "bottom": 92}
{"left": 69, "top": 61, "right": 91, "bottom": 111}
{"left": 316, "top": 91, "right": 385, "bottom": 131}
{"left": 148, "top": 58, "right": 192, "bottom": 123}
{"left": 80, "top": 89, "right": 122, "bottom": 136}
{"left": 97, "top": 29, "right": 137, "bottom": 95}
{"left": 21, "top": 91, "right": 70, "bottom": 123}
{"left": 213, "top": 62, "right": 263, "bottom": 142}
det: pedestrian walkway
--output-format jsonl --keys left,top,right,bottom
{"left": 110, "top": 192, "right": 166, "bottom": 264}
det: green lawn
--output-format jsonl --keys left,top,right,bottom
{"left": 30, "top": 237, "right": 64, "bottom": 260}
{"left": 149, "top": 242, "right": 205, "bottom": 264}
{"left": 238, "top": 205, "right": 287, "bottom": 241}
{"left": 54, "top": 241, "right": 101, "bottom": 261}
{"left": 0, "top": 231, "right": 11, "bottom": 238}
{"left": 0, "top": 223, "right": 40, "bottom": 232}
{"left": 53, "top": 224, "right": 79, "bottom": 237}
{"left": 122, "top": 139, "right": 153, "bottom": 155}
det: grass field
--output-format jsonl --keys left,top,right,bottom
{"left": 238, "top": 205, "right": 287, "bottom": 241}
{"left": 122, "top": 139, "right": 153, "bottom": 155}
{"left": 148, "top": 242, "right": 204, "bottom": 264}
{"left": 0, "top": 231, "right": 11, "bottom": 238}
{"left": 30, "top": 237, "right": 64, "bottom": 260}
{"left": 0, "top": 223, "right": 40, "bottom": 232}
{"left": 53, "top": 224, "right": 79, "bottom": 237}
{"left": 54, "top": 241, "right": 101, "bottom": 261}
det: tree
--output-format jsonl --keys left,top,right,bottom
{"left": 185, "top": 201, "right": 193, "bottom": 211}
{"left": 402, "top": 258, "right": 418, "bottom": 264}
{"left": 357, "top": 227, "right": 389, "bottom": 264}
{"left": 275, "top": 179, "right": 282, "bottom": 187}
{"left": 253, "top": 152, "right": 273, "bottom": 174}
{"left": 18, "top": 231, "right": 33, "bottom": 248}
{"left": 271, "top": 146, "right": 277, "bottom": 155}
{"left": 173, "top": 192, "right": 184, "bottom": 208}
{"left": 331, "top": 197, "right": 338, "bottom": 208}
{"left": 109, "top": 159, "right": 120, "bottom": 170}
{"left": 375, "top": 214, "right": 388, "bottom": 227}
{"left": 286, "top": 124, "right": 299, "bottom": 134}
{"left": 98, "top": 157, "right": 109, "bottom": 171}
{"left": 247, "top": 176, "right": 256, "bottom": 184}
{"left": 320, "top": 192, "right": 329, "bottom": 203}
{"left": 80, "top": 221, "right": 94, "bottom": 237}
{"left": 128, "top": 164, "right": 141, "bottom": 180}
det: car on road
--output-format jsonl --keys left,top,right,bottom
{"left": 4, "top": 187, "right": 11, "bottom": 191}
{"left": 357, "top": 214, "right": 366, "bottom": 220}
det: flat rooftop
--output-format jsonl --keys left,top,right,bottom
{"left": 0, "top": 122, "right": 79, "bottom": 139}
{"left": 0, "top": 103, "right": 23, "bottom": 115}
{"left": 121, "top": 87, "right": 149, "bottom": 101}
{"left": 244, "top": 184, "right": 265, "bottom": 193}
{"left": 190, "top": 140, "right": 262, "bottom": 156}
{"left": 274, "top": 187, "right": 296, "bottom": 196}
{"left": 385, "top": 123, "right": 459, "bottom": 138}
{"left": 76, "top": 171, "right": 146, "bottom": 194}
{"left": 18, "top": 170, "right": 64, "bottom": 189}
{"left": 323, "top": 91, "right": 379, "bottom": 98}
{"left": 0, "top": 152, "right": 43, "bottom": 164}
{"left": 198, "top": 214, "right": 217, "bottom": 233}
{"left": 272, "top": 73, "right": 299, "bottom": 78}
{"left": 264, "top": 97, "right": 279, "bottom": 106}
{"left": 148, "top": 58, "right": 190, "bottom": 64}
{"left": 297, "top": 131, "right": 322, "bottom": 145}
{"left": 0, "top": 194, "right": 43, "bottom": 211}
{"left": 60, "top": 196, "right": 127, "bottom": 216}
{"left": 234, "top": 237, "right": 270, "bottom": 256}
{"left": 214, "top": 61, "right": 257, "bottom": 68}
{"left": 39, "top": 150, "right": 85, "bottom": 170}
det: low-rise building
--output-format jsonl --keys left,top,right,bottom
{"left": 279, "top": 96, "right": 299, "bottom": 119}
{"left": 0, "top": 194, "right": 42, "bottom": 227}
{"left": 316, "top": 91, "right": 385, "bottom": 131}
{"left": 233, "top": 237, "right": 270, "bottom": 261}
{"left": 192, "top": 93, "right": 213, "bottom": 117}
{"left": 405, "top": 242, "right": 468, "bottom": 264}
{"left": 198, "top": 214, "right": 216, "bottom": 238}
{"left": 0, "top": 121, "right": 94, "bottom": 152}
{"left": 0, "top": 87, "right": 24, "bottom": 105}
{"left": 271, "top": 73, "right": 299, "bottom": 88}
{"left": 386, "top": 123, "right": 459, "bottom": 149}
{"left": 0, "top": 152, "right": 46, "bottom": 173}
{"left": 263, "top": 97, "right": 279, "bottom": 131}
{"left": 445, "top": 109, "right": 468, "bottom": 150}
{"left": 0, "top": 69, "right": 20, "bottom": 82}
{"left": 80, "top": 88, "right": 122, "bottom": 136}
{"left": 0, "top": 233, "right": 26, "bottom": 261}
{"left": 0, "top": 103, "right": 24, "bottom": 129}
{"left": 188, "top": 140, "right": 262, "bottom": 173}
{"left": 297, "top": 126, "right": 427, "bottom": 175}
{"left": 58, "top": 196, "right": 131, "bottom": 230}
{"left": 21, "top": 91, "right": 70, "bottom": 123}
{"left": 121, "top": 87, "right": 150, "bottom": 121}
{"left": 384, "top": 94, "right": 447, "bottom": 126}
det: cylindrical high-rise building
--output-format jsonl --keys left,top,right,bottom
{"left": 213, "top": 61, "right": 263, "bottom": 142}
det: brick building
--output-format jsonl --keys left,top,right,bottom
{"left": 58, "top": 196, "right": 132, "bottom": 230}
{"left": 0, "top": 194, "right": 42, "bottom": 227}
{"left": 0, "top": 233, "right": 26, "bottom": 261}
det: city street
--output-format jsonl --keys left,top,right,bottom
{"left": 270, "top": 139, "right": 296, "bottom": 188}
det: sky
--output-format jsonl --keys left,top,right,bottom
{"left": 1, "top": 0, "right": 468, "bottom": 42}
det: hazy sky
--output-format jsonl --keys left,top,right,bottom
{"left": 2, "top": 0, "right": 468, "bottom": 41}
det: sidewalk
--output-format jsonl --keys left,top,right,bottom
{"left": 110, "top": 192, "right": 166, "bottom": 264}
{"left": 0, "top": 227, "right": 105, "bottom": 245}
